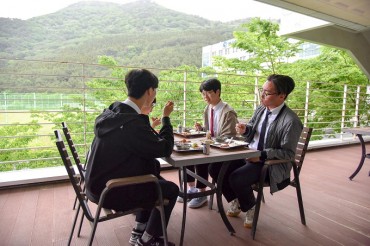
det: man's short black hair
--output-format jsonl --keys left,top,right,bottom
{"left": 199, "top": 78, "right": 221, "bottom": 95}
{"left": 267, "top": 74, "right": 295, "bottom": 99}
{"left": 125, "top": 69, "right": 159, "bottom": 99}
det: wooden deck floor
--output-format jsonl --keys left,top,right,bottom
{"left": 0, "top": 143, "right": 370, "bottom": 246}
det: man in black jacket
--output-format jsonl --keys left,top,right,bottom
{"left": 85, "top": 69, "right": 179, "bottom": 246}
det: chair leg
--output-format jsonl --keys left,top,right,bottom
{"left": 88, "top": 204, "right": 103, "bottom": 246}
{"left": 157, "top": 203, "right": 169, "bottom": 246}
{"left": 293, "top": 165, "right": 306, "bottom": 225}
{"left": 68, "top": 204, "right": 81, "bottom": 246}
{"left": 77, "top": 198, "right": 88, "bottom": 236}
{"left": 208, "top": 178, "right": 216, "bottom": 210}
{"left": 77, "top": 212, "right": 85, "bottom": 237}
{"left": 73, "top": 196, "right": 78, "bottom": 210}
{"left": 251, "top": 165, "right": 268, "bottom": 239}
{"left": 154, "top": 177, "right": 169, "bottom": 246}
{"left": 158, "top": 204, "right": 168, "bottom": 246}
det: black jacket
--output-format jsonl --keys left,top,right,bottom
{"left": 85, "top": 101, "right": 174, "bottom": 202}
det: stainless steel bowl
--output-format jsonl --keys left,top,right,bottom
{"left": 175, "top": 143, "right": 191, "bottom": 150}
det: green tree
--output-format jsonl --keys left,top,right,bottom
{"left": 0, "top": 121, "right": 42, "bottom": 171}
{"left": 213, "top": 17, "right": 302, "bottom": 75}
{"left": 280, "top": 47, "right": 369, "bottom": 136}
{"left": 210, "top": 19, "right": 369, "bottom": 140}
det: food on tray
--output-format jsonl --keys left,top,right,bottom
{"left": 175, "top": 142, "right": 191, "bottom": 150}
{"left": 213, "top": 136, "right": 227, "bottom": 143}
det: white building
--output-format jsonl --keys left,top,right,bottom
{"left": 201, "top": 38, "right": 321, "bottom": 68}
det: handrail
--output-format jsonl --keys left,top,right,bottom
{"left": 0, "top": 58, "right": 369, "bottom": 172}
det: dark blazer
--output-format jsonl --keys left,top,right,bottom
{"left": 244, "top": 104, "right": 303, "bottom": 193}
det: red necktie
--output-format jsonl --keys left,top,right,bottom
{"left": 210, "top": 108, "right": 214, "bottom": 137}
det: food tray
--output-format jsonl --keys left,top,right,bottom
{"left": 173, "top": 146, "right": 203, "bottom": 152}
{"left": 173, "top": 130, "right": 206, "bottom": 138}
{"left": 210, "top": 140, "right": 248, "bottom": 149}
{"left": 173, "top": 140, "right": 203, "bottom": 152}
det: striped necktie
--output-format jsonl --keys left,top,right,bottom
{"left": 257, "top": 110, "right": 271, "bottom": 151}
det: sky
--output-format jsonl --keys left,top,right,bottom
{"left": 0, "top": 0, "right": 287, "bottom": 22}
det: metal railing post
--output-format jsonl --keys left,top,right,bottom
{"left": 304, "top": 81, "right": 310, "bottom": 127}
{"left": 182, "top": 71, "right": 187, "bottom": 127}
{"left": 354, "top": 86, "right": 360, "bottom": 128}
{"left": 340, "top": 84, "right": 348, "bottom": 140}
{"left": 254, "top": 77, "right": 259, "bottom": 110}
{"left": 82, "top": 63, "right": 88, "bottom": 155}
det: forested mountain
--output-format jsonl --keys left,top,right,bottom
{"left": 0, "top": 0, "right": 248, "bottom": 68}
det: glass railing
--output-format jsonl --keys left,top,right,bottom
{"left": 0, "top": 58, "right": 369, "bottom": 174}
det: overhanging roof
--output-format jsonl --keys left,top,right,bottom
{"left": 255, "top": 0, "right": 370, "bottom": 32}
{"left": 255, "top": 0, "right": 370, "bottom": 79}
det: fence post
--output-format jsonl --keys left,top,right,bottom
{"left": 341, "top": 84, "right": 348, "bottom": 140}
{"left": 254, "top": 77, "right": 259, "bottom": 110}
{"left": 182, "top": 71, "right": 187, "bottom": 127}
{"left": 4, "top": 91, "right": 7, "bottom": 110}
{"left": 82, "top": 63, "right": 88, "bottom": 155}
{"left": 304, "top": 81, "right": 310, "bottom": 127}
{"left": 32, "top": 93, "right": 35, "bottom": 109}
{"left": 354, "top": 86, "right": 360, "bottom": 127}
{"left": 3, "top": 91, "right": 8, "bottom": 122}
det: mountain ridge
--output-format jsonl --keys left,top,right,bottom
{"left": 0, "top": 0, "right": 249, "bottom": 68}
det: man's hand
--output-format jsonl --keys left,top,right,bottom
{"left": 151, "top": 117, "right": 161, "bottom": 128}
{"left": 236, "top": 123, "right": 246, "bottom": 135}
{"left": 194, "top": 122, "right": 202, "bottom": 131}
{"left": 163, "top": 101, "right": 174, "bottom": 117}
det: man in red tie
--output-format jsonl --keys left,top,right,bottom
{"left": 176, "top": 78, "right": 239, "bottom": 208}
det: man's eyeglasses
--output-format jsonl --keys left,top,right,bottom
{"left": 201, "top": 90, "right": 215, "bottom": 97}
{"left": 258, "top": 88, "right": 278, "bottom": 97}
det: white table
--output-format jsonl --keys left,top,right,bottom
{"left": 162, "top": 138, "right": 260, "bottom": 246}
{"left": 343, "top": 127, "right": 370, "bottom": 180}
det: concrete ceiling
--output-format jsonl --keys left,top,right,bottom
{"left": 255, "top": 0, "right": 370, "bottom": 32}
{"left": 255, "top": 0, "right": 370, "bottom": 79}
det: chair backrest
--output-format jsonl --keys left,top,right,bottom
{"left": 61, "top": 122, "right": 85, "bottom": 182}
{"left": 54, "top": 130, "right": 95, "bottom": 221}
{"left": 55, "top": 130, "right": 169, "bottom": 245}
{"left": 294, "top": 127, "right": 313, "bottom": 174}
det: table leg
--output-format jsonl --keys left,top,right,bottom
{"left": 349, "top": 134, "right": 367, "bottom": 180}
{"left": 216, "top": 161, "right": 236, "bottom": 234}
{"left": 179, "top": 167, "right": 187, "bottom": 246}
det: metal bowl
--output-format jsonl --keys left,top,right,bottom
{"left": 175, "top": 143, "right": 191, "bottom": 150}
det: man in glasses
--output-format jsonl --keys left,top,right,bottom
{"left": 209, "top": 74, "right": 303, "bottom": 229}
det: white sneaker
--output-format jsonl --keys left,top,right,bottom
{"left": 188, "top": 196, "right": 208, "bottom": 208}
{"left": 226, "top": 199, "right": 241, "bottom": 217}
{"left": 176, "top": 187, "right": 197, "bottom": 203}
{"left": 244, "top": 206, "right": 255, "bottom": 228}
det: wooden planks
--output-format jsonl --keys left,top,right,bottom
{"left": 0, "top": 143, "right": 369, "bottom": 246}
